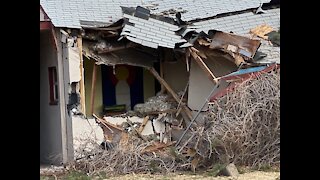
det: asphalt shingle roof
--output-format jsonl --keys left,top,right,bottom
{"left": 40, "top": 0, "right": 270, "bottom": 28}
{"left": 121, "top": 13, "right": 186, "bottom": 49}
{"left": 192, "top": 8, "right": 280, "bottom": 34}
{"left": 40, "top": 0, "right": 144, "bottom": 28}
{"left": 190, "top": 8, "right": 280, "bottom": 64}
{"left": 143, "top": 0, "right": 270, "bottom": 22}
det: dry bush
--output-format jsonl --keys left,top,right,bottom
{"left": 71, "top": 70, "right": 280, "bottom": 175}
{"left": 204, "top": 70, "right": 280, "bottom": 169}
{"left": 71, "top": 136, "right": 187, "bottom": 175}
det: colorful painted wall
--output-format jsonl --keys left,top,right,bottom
{"left": 84, "top": 62, "right": 157, "bottom": 117}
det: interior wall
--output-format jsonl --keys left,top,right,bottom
{"left": 40, "top": 31, "right": 63, "bottom": 164}
{"left": 84, "top": 58, "right": 103, "bottom": 117}
{"left": 188, "top": 57, "right": 237, "bottom": 111}
{"left": 163, "top": 60, "right": 189, "bottom": 93}
{"left": 143, "top": 68, "right": 155, "bottom": 101}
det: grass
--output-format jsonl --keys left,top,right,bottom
{"left": 40, "top": 170, "right": 105, "bottom": 180}
{"left": 205, "top": 163, "right": 227, "bottom": 177}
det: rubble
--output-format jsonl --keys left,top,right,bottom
{"left": 221, "top": 163, "right": 240, "bottom": 177}
{"left": 40, "top": 165, "right": 66, "bottom": 176}
{"left": 134, "top": 93, "right": 174, "bottom": 114}
{"left": 71, "top": 69, "right": 279, "bottom": 176}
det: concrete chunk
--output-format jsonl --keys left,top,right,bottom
{"left": 221, "top": 163, "right": 239, "bottom": 177}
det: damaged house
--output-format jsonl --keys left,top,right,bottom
{"left": 40, "top": 0, "right": 280, "bottom": 165}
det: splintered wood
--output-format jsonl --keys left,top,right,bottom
{"left": 250, "top": 24, "right": 274, "bottom": 40}
{"left": 138, "top": 116, "right": 149, "bottom": 133}
{"left": 189, "top": 47, "right": 218, "bottom": 84}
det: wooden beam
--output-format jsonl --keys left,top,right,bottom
{"left": 148, "top": 67, "right": 193, "bottom": 120}
{"left": 189, "top": 47, "right": 218, "bottom": 84}
{"left": 77, "top": 37, "right": 86, "bottom": 115}
{"left": 90, "top": 63, "right": 98, "bottom": 115}
{"left": 160, "top": 60, "right": 165, "bottom": 93}
{"left": 138, "top": 116, "right": 149, "bottom": 133}
{"left": 97, "top": 42, "right": 137, "bottom": 54}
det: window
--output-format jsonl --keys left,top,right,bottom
{"left": 48, "top": 67, "right": 59, "bottom": 105}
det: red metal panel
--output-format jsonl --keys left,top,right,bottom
{"left": 40, "top": 22, "right": 52, "bottom": 31}
{"left": 210, "top": 64, "right": 279, "bottom": 101}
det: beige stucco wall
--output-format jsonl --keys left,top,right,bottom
{"left": 40, "top": 31, "right": 64, "bottom": 164}
{"left": 188, "top": 57, "right": 237, "bottom": 111}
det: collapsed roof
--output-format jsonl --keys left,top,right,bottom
{"left": 40, "top": 0, "right": 279, "bottom": 66}
{"left": 40, "top": 0, "right": 271, "bottom": 28}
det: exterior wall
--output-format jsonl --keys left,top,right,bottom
{"left": 40, "top": 31, "right": 64, "bottom": 164}
{"left": 84, "top": 58, "right": 103, "bottom": 117}
{"left": 60, "top": 33, "right": 74, "bottom": 163}
{"left": 40, "top": 30, "right": 74, "bottom": 165}
{"left": 163, "top": 60, "right": 189, "bottom": 92}
{"left": 188, "top": 57, "right": 237, "bottom": 111}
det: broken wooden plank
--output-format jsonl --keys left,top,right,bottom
{"left": 143, "top": 141, "right": 176, "bottom": 153}
{"left": 94, "top": 114, "right": 124, "bottom": 131}
{"left": 94, "top": 116, "right": 114, "bottom": 133}
{"left": 148, "top": 67, "right": 193, "bottom": 120}
{"left": 97, "top": 42, "right": 137, "bottom": 54}
{"left": 176, "top": 81, "right": 189, "bottom": 117}
{"left": 160, "top": 59, "right": 165, "bottom": 93}
{"left": 189, "top": 47, "right": 218, "bottom": 84}
{"left": 176, "top": 107, "right": 182, "bottom": 117}
{"left": 77, "top": 37, "right": 86, "bottom": 115}
{"left": 138, "top": 116, "right": 149, "bottom": 133}
{"left": 90, "top": 63, "right": 98, "bottom": 115}
{"left": 250, "top": 24, "right": 274, "bottom": 40}
{"left": 126, "top": 118, "right": 147, "bottom": 141}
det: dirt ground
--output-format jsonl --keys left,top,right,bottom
{"left": 107, "top": 171, "right": 280, "bottom": 180}
{"left": 40, "top": 169, "right": 279, "bottom": 180}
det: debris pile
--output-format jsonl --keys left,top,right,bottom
{"left": 204, "top": 71, "right": 280, "bottom": 168}
{"left": 40, "top": 165, "right": 66, "bottom": 176}
{"left": 72, "top": 70, "right": 280, "bottom": 175}
{"left": 134, "top": 93, "right": 173, "bottom": 114}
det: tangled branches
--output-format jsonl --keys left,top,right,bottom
{"left": 205, "top": 71, "right": 280, "bottom": 169}
{"left": 71, "top": 70, "right": 280, "bottom": 175}
{"left": 72, "top": 136, "right": 188, "bottom": 175}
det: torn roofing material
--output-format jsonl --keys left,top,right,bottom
{"left": 83, "top": 41, "right": 157, "bottom": 68}
{"left": 191, "top": 8, "right": 280, "bottom": 64}
{"left": 121, "top": 8, "right": 187, "bottom": 49}
{"left": 210, "top": 64, "right": 279, "bottom": 101}
{"left": 40, "top": 0, "right": 271, "bottom": 28}
{"left": 142, "top": 0, "right": 271, "bottom": 22}
{"left": 192, "top": 8, "right": 280, "bottom": 35}
{"left": 207, "top": 31, "right": 261, "bottom": 59}
{"left": 40, "top": 0, "right": 144, "bottom": 28}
